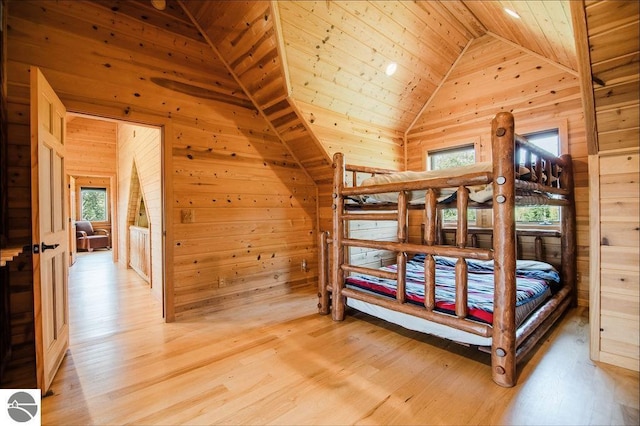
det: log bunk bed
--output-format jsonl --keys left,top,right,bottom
{"left": 318, "top": 112, "right": 577, "bottom": 387}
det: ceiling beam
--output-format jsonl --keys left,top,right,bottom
{"left": 570, "top": 0, "right": 599, "bottom": 155}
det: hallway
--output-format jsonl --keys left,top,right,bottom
{"left": 67, "top": 251, "right": 162, "bottom": 346}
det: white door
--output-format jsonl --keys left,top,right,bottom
{"left": 30, "top": 67, "right": 69, "bottom": 392}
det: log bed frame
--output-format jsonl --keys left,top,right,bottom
{"left": 318, "top": 112, "right": 577, "bottom": 387}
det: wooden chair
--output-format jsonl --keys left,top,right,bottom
{"left": 75, "top": 221, "right": 110, "bottom": 252}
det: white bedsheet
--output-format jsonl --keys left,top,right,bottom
{"left": 357, "top": 162, "right": 494, "bottom": 204}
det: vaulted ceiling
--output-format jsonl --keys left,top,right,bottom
{"left": 119, "top": 0, "right": 575, "bottom": 135}
{"left": 113, "top": 0, "right": 578, "bottom": 177}
{"left": 276, "top": 0, "right": 576, "bottom": 132}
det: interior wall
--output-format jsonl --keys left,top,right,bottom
{"left": 585, "top": 0, "right": 639, "bottom": 370}
{"left": 117, "top": 123, "right": 162, "bottom": 302}
{"left": 297, "top": 100, "right": 405, "bottom": 170}
{"left": 66, "top": 117, "right": 117, "bottom": 176}
{"left": 406, "top": 34, "right": 590, "bottom": 306}
{"left": 588, "top": 1, "right": 639, "bottom": 154}
{"left": 3, "top": 0, "right": 318, "bottom": 384}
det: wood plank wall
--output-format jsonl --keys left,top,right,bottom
{"left": 406, "top": 34, "right": 590, "bottom": 306}
{"left": 591, "top": 150, "right": 639, "bottom": 371}
{"left": 2, "top": 0, "right": 318, "bottom": 385}
{"left": 584, "top": 0, "right": 639, "bottom": 371}
{"left": 66, "top": 117, "right": 117, "bottom": 176}
{"left": 117, "top": 123, "right": 162, "bottom": 302}
{"left": 587, "top": 0, "right": 639, "bottom": 152}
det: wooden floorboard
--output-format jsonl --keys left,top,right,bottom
{"left": 40, "top": 251, "right": 639, "bottom": 425}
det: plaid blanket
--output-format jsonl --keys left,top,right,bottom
{"left": 345, "top": 255, "right": 560, "bottom": 324}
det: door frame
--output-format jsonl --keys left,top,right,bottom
{"left": 62, "top": 111, "right": 169, "bottom": 318}
{"left": 67, "top": 172, "right": 119, "bottom": 263}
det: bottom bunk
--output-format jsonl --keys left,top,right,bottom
{"left": 344, "top": 254, "right": 561, "bottom": 346}
{"left": 319, "top": 228, "right": 574, "bottom": 375}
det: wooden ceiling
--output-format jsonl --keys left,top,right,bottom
{"left": 276, "top": 0, "right": 576, "bottom": 133}
{"left": 116, "top": 0, "right": 577, "bottom": 138}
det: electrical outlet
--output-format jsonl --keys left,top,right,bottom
{"left": 301, "top": 259, "right": 307, "bottom": 271}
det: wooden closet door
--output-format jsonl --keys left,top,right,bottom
{"left": 590, "top": 149, "right": 639, "bottom": 371}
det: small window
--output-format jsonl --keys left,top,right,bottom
{"left": 427, "top": 145, "right": 476, "bottom": 223}
{"left": 428, "top": 145, "right": 476, "bottom": 171}
{"left": 515, "top": 129, "right": 560, "bottom": 226}
{"left": 81, "top": 187, "right": 108, "bottom": 221}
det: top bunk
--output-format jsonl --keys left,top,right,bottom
{"left": 339, "top": 114, "right": 573, "bottom": 212}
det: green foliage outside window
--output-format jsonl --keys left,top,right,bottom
{"left": 515, "top": 205, "right": 559, "bottom": 224}
{"left": 429, "top": 146, "right": 476, "bottom": 222}
{"left": 517, "top": 130, "right": 561, "bottom": 225}
{"left": 427, "top": 132, "right": 562, "bottom": 226}
{"left": 81, "top": 188, "right": 107, "bottom": 221}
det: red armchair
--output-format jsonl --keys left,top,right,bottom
{"left": 75, "top": 221, "right": 110, "bottom": 252}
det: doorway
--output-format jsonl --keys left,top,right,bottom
{"left": 66, "top": 114, "right": 164, "bottom": 306}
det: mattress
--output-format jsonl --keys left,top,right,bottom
{"left": 351, "top": 162, "right": 547, "bottom": 205}
{"left": 355, "top": 162, "right": 494, "bottom": 204}
{"left": 345, "top": 254, "right": 560, "bottom": 333}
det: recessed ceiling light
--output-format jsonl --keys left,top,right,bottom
{"left": 385, "top": 62, "right": 397, "bottom": 76}
{"left": 151, "top": 0, "right": 166, "bottom": 11}
{"left": 504, "top": 8, "right": 520, "bottom": 19}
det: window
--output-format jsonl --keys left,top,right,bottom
{"left": 515, "top": 129, "right": 560, "bottom": 226}
{"left": 81, "top": 187, "right": 108, "bottom": 221}
{"left": 427, "top": 145, "right": 476, "bottom": 223}
{"left": 429, "top": 145, "right": 475, "bottom": 171}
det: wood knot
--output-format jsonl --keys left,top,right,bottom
{"left": 496, "top": 127, "right": 506, "bottom": 137}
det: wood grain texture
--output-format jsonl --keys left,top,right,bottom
{"left": 117, "top": 123, "right": 162, "bottom": 301}
{"left": 586, "top": 0, "right": 639, "bottom": 153}
{"left": 278, "top": 0, "right": 469, "bottom": 131}
{"left": 463, "top": 1, "right": 577, "bottom": 71}
{"left": 38, "top": 252, "right": 640, "bottom": 425}
{"left": 594, "top": 149, "right": 640, "bottom": 371}
{"left": 583, "top": 0, "right": 639, "bottom": 372}
{"left": 406, "top": 35, "right": 590, "bottom": 307}
{"left": 4, "top": 0, "right": 319, "bottom": 382}
{"left": 66, "top": 117, "right": 117, "bottom": 177}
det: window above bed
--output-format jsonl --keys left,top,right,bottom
{"left": 428, "top": 144, "right": 475, "bottom": 171}
{"left": 427, "top": 144, "right": 477, "bottom": 225}
{"left": 516, "top": 129, "right": 561, "bottom": 227}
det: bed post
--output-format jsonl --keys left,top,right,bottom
{"left": 332, "top": 152, "right": 346, "bottom": 321}
{"left": 559, "top": 154, "right": 577, "bottom": 307}
{"left": 491, "top": 112, "right": 517, "bottom": 387}
{"left": 318, "top": 231, "right": 330, "bottom": 315}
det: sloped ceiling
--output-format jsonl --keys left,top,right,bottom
{"left": 276, "top": 0, "right": 576, "bottom": 133}
{"left": 121, "top": 1, "right": 575, "bottom": 138}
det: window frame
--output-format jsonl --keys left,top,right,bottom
{"left": 80, "top": 186, "right": 109, "bottom": 222}
{"left": 513, "top": 119, "right": 568, "bottom": 230}
{"left": 425, "top": 139, "right": 481, "bottom": 226}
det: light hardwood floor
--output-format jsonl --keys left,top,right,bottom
{"left": 42, "top": 251, "right": 638, "bottom": 425}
